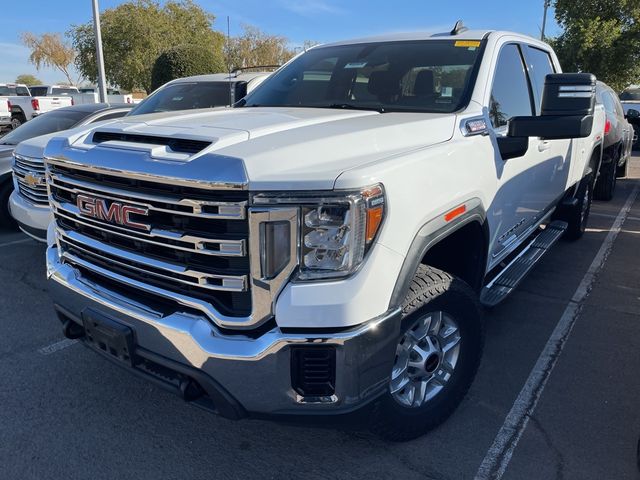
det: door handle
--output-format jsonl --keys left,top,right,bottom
{"left": 538, "top": 141, "right": 551, "bottom": 152}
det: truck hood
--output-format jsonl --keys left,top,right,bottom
{"left": 14, "top": 132, "right": 58, "bottom": 159}
{"left": 67, "top": 107, "right": 457, "bottom": 190}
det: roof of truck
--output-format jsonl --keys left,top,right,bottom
{"left": 170, "top": 72, "right": 273, "bottom": 84}
{"left": 321, "top": 29, "right": 541, "bottom": 47}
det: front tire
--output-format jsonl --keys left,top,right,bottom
{"left": 594, "top": 155, "right": 617, "bottom": 201}
{"left": 371, "top": 265, "right": 483, "bottom": 441}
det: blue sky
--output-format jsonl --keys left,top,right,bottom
{"left": 0, "top": 0, "right": 561, "bottom": 85}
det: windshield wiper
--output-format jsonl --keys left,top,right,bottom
{"left": 326, "top": 103, "right": 386, "bottom": 113}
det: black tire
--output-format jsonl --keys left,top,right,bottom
{"left": 594, "top": 155, "right": 616, "bottom": 201}
{"left": 0, "top": 180, "right": 17, "bottom": 229}
{"left": 370, "top": 265, "right": 483, "bottom": 441}
{"left": 558, "top": 173, "right": 593, "bottom": 241}
{"left": 632, "top": 124, "right": 640, "bottom": 151}
{"left": 11, "top": 114, "right": 25, "bottom": 130}
{"left": 616, "top": 158, "right": 628, "bottom": 178}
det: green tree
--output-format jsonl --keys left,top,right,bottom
{"left": 551, "top": 0, "right": 640, "bottom": 92}
{"left": 151, "top": 44, "right": 225, "bottom": 90}
{"left": 228, "top": 25, "right": 295, "bottom": 71}
{"left": 69, "top": 0, "right": 224, "bottom": 93}
{"left": 15, "top": 74, "right": 42, "bottom": 86}
{"left": 20, "top": 32, "right": 78, "bottom": 85}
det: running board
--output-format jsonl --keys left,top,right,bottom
{"left": 480, "top": 220, "right": 568, "bottom": 307}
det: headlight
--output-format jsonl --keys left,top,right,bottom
{"left": 253, "top": 184, "right": 385, "bottom": 280}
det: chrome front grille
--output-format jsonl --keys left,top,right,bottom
{"left": 47, "top": 159, "right": 254, "bottom": 321}
{"left": 13, "top": 154, "right": 48, "bottom": 205}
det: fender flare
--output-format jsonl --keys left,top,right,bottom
{"left": 388, "top": 198, "right": 488, "bottom": 310}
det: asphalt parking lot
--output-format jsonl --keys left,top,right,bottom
{"left": 1, "top": 155, "right": 639, "bottom": 480}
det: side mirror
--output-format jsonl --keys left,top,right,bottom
{"left": 508, "top": 73, "right": 596, "bottom": 140}
{"left": 497, "top": 137, "right": 529, "bottom": 161}
{"left": 626, "top": 108, "right": 640, "bottom": 119}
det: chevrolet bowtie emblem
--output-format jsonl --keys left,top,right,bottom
{"left": 24, "top": 173, "right": 44, "bottom": 187}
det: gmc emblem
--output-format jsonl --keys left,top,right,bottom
{"left": 76, "top": 194, "right": 150, "bottom": 231}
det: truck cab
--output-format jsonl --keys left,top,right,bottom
{"left": 43, "top": 27, "right": 603, "bottom": 441}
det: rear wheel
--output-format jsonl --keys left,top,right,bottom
{"left": 594, "top": 156, "right": 616, "bottom": 201}
{"left": 371, "top": 265, "right": 483, "bottom": 441}
{"left": 11, "top": 114, "right": 25, "bottom": 130}
{"left": 632, "top": 124, "right": 640, "bottom": 151}
{"left": 557, "top": 173, "right": 593, "bottom": 241}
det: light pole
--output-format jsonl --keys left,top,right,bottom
{"left": 541, "top": 0, "right": 552, "bottom": 41}
{"left": 92, "top": 0, "right": 108, "bottom": 103}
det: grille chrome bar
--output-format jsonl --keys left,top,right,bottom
{"left": 13, "top": 154, "right": 48, "bottom": 205}
{"left": 51, "top": 198, "right": 246, "bottom": 257}
{"left": 58, "top": 228, "right": 248, "bottom": 292}
{"left": 49, "top": 170, "right": 246, "bottom": 220}
{"left": 14, "top": 154, "right": 46, "bottom": 172}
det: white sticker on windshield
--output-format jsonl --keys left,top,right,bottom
{"left": 344, "top": 62, "right": 368, "bottom": 69}
{"left": 441, "top": 87, "right": 453, "bottom": 97}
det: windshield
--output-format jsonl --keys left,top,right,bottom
{"left": 51, "top": 88, "right": 78, "bottom": 96}
{"left": 0, "top": 110, "right": 86, "bottom": 145}
{"left": 620, "top": 89, "right": 640, "bottom": 101}
{"left": 241, "top": 40, "right": 483, "bottom": 113}
{"left": 129, "top": 81, "right": 246, "bottom": 115}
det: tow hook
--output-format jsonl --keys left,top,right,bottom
{"left": 61, "top": 319, "right": 85, "bottom": 340}
{"left": 179, "top": 378, "right": 204, "bottom": 402}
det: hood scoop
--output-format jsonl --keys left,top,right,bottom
{"left": 92, "top": 131, "right": 212, "bottom": 155}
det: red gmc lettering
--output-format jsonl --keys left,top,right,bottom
{"left": 76, "top": 194, "right": 150, "bottom": 231}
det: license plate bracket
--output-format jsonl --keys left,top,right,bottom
{"left": 82, "top": 310, "right": 136, "bottom": 367}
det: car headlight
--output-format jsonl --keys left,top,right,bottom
{"left": 253, "top": 184, "right": 385, "bottom": 280}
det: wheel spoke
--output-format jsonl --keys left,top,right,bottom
{"left": 409, "top": 318, "right": 429, "bottom": 341}
{"left": 441, "top": 333, "right": 461, "bottom": 353}
{"left": 390, "top": 374, "right": 410, "bottom": 394}
{"left": 428, "top": 311, "right": 443, "bottom": 335}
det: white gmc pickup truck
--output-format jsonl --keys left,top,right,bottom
{"left": 44, "top": 27, "right": 604, "bottom": 440}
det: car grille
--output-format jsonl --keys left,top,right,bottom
{"left": 47, "top": 161, "right": 252, "bottom": 318}
{"left": 13, "top": 154, "right": 48, "bottom": 205}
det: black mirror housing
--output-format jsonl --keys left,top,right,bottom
{"left": 508, "top": 114, "right": 594, "bottom": 140}
{"left": 541, "top": 73, "right": 596, "bottom": 116}
{"left": 507, "top": 73, "right": 596, "bottom": 140}
{"left": 626, "top": 108, "right": 640, "bottom": 119}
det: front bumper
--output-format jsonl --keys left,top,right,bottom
{"left": 0, "top": 116, "right": 11, "bottom": 127}
{"left": 8, "top": 191, "right": 50, "bottom": 242}
{"left": 46, "top": 246, "right": 401, "bottom": 417}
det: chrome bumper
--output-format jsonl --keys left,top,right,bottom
{"left": 46, "top": 246, "right": 401, "bottom": 416}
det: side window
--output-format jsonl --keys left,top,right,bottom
{"left": 16, "top": 86, "right": 31, "bottom": 96}
{"left": 525, "top": 46, "right": 555, "bottom": 114}
{"left": 602, "top": 91, "right": 616, "bottom": 114}
{"left": 489, "top": 44, "right": 533, "bottom": 129}
{"left": 89, "top": 111, "right": 128, "bottom": 123}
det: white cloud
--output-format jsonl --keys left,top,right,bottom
{"left": 278, "top": 0, "right": 345, "bottom": 16}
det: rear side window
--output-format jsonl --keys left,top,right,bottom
{"left": 51, "top": 88, "right": 78, "bottom": 96}
{"left": 525, "top": 46, "right": 555, "bottom": 114}
{"left": 601, "top": 91, "right": 617, "bottom": 114}
{"left": 489, "top": 44, "right": 533, "bottom": 129}
{"left": 88, "top": 110, "right": 129, "bottom": 123}
{"left": 16, "top": 86, "right": 30, "bottom": 96}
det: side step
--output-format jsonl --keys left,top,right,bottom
{"left": 480, "top": 220, "right": 568, "bottom": 307}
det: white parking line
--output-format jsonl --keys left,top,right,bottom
{"left": 0, "top": 238, "right": 33, "bottom": 248}
{"left": 38, "top": 338, "right": 78, "bottom": 355}
{"left": 475, "top": 185, "right": 640, "bottom": 480}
